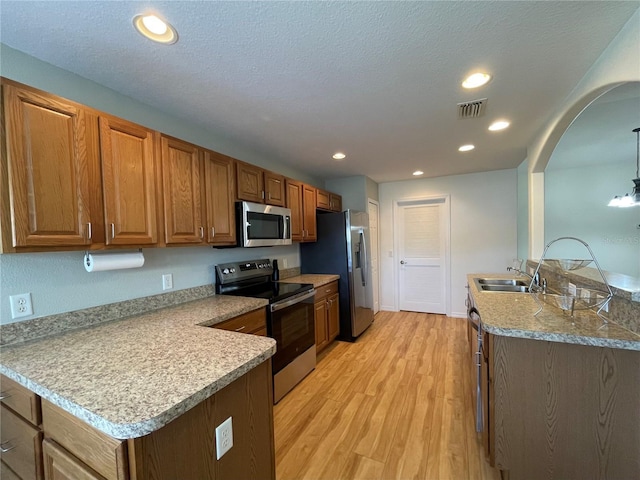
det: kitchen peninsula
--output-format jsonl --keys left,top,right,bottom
{"left": 467, "top": 273, "right": 640, "bottom": 480}
{"left": 0, "top": 295, "right": 277, "bottom": 480}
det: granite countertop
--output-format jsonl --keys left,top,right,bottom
{"left": 279, "top": 274, "right": 340, "bottom": 288}
{"left": 0, "top": 295, "right": 275, "bottom": 439}
{"left": 468, "top": 273, "right": 640, "bottom": 351}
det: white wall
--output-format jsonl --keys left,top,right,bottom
{"left": 517, "top": 159, "right": 529, "bottom": 261}
{"left": 379, "top": 169, "right": 518, "bottom": 318}
{"left": 526, "top": 9, "right": 640, "bottom": 258}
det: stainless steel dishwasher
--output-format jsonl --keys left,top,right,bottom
{"left": 466, "top": 287, "right": 483, "bottom": 433}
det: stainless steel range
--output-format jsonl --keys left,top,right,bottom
{"left": 215, "top": 259, "right": 316, "bottom": 403}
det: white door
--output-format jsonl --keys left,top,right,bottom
{"left": 396, "top": 197, "right": 449, "bottom": 314}
{"left": 367, "top": 199, "right": 380, "bottom": 314}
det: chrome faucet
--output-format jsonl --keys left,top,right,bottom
{"left": 507, "top": 266, "right": 540, "bottom": 288}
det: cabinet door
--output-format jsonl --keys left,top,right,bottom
{"left": 264, "top": 171, "right": 285, "bottom": 207}
{"left": 0, "top": 406, "right": 43, "bottom": 480}
{"left": 4, "top": 83, "right": 91, "bottom": 247}
{"left": 285, "top": 179, "right": 304, "bottom": 242}
{"left": 327, "top": 293, "right": 340, "bottom": 341}
{"left": 42, "top": 440, "right": 105, "bottom": 480}
{"left": 302, "top": 185, "right": 317, "bottom": 242}
{"left": 314, "top": 300, "right": 329, "bottom": 352}
{"left": 236, "top": 161, "right": 264, "bottom": 203}
{"left": 204, "top": 151, "right": 236, "bottom": 245}
{"left": 330, "top": 193, "right": 342, "bottom": 212}
{"left": 161, "top": 136, "right": 205, "bottom": 244}
{"left": 316, "top": 189, "right": 331, "bottom": 211}
{"left": 99, "top": 117, "right": 157, "bottom": 245}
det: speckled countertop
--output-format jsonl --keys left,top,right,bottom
{"left": 0, "top": 295, "right": 275, "bottom": 439}
{"left": 468, "top": 273, "right": 640, "bottom": 351}
{"left": 279, "top": 274, "right": 340, "bottom": 288}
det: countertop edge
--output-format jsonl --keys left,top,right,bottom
{"left": 279, "top": 274, "right": 340, "bottom": 288}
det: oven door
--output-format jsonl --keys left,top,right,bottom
{"left": 268, "top": 289, "right": 316, "bottom": 374}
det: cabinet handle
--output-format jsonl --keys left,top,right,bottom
{"left": 234, "top": 326, "right": 246, "bottom": 332}
{"left": 211, "top": 227, "right": 215, "bottom": 238}
{"left": 268, "top": 192, "right": 272, "bottom": 200}
{"left": 199, "top": 226, "right": 204, "bottom": 239}
{"left": 0, "top": 391, "right": 11, "bottom": 401}
{"left": 0, "top": 441, "right": 16, "bottom": 453}
{"left": 261, "top": 191, "right": 265, "bottom": 200}
{"left": 110, "top": 223, "right": 115, "bottom": 239}
{"left": 325, "top": 289, "right": 331, "bottom": 293}
{"left": 87, "top": 222, "right": 92, "bottom": 240}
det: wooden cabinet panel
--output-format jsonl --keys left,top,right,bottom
{"left": 213, "top": 308, "right": 266, "bottom": 335}
{"left": 161, "top": 136, "right": 204, "bottom": 244}
{"left": 3, "top": 83, "right": 91, "bottom": 247}
{"left": 99, "top": 117, "right": 157, "bottom": 245}
{"left": 0, "top": 374, "right": 42, "bottom": 426}
{"left": 1, "top": 461, "right": 21, "bottom": 480}
{"left": 0, "top": 405, "right": 43, "bottom": 480}
{"left": 286, "top": 179, "right": 304, "bottom": 241}
{"left": 302, "top": 185, "right": 317, "bottom": 241}
{"left": 314, "top": 300, "right": 329, "bottom": 352}
{"left": 42, "top": 440, "right": 105, "bottom": 480}
{"left": 204, "top": 151, "right": 236, "bottom": 245}
{"left": 329, "top": 193, "right": 342, "bottom": 212}
{"left": 236, "top": 161, "right": 264, "bottom": 203}
{"left": 316, "top": 190, "right": 331, "bottom": 211}
{"left": 264, "top": 171, "right": 285, "bottom": 207}
{"left": 327, "top": 292, "right": 340, "bottom": 341}
{"left": 42, "top": 401, "right": 127, "bottom": 480}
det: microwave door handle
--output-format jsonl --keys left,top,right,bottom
{"left": 283, "top": 216, "right": 290, "bottom": 240}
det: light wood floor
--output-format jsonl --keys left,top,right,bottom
{"left": 274, "top": 311, "right": 501, "bottom": 480}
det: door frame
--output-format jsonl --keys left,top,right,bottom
{"left": 392, "top": 195, "right": 451, "bottom": 316}
{"left": 367, "top": 198, "right": 380, "bottom": 314}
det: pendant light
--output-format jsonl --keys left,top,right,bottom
{"left": 608, "top": 127, "right": 640, "bottom": 207}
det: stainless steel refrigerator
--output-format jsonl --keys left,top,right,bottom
{"left": 300, "top": 210, "right": 374, "bottom": 341}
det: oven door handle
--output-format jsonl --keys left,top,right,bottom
{"left": 270, "top": 289, "right": 316, "bottom": 312}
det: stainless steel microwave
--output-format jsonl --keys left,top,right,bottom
{"left": 236, "top": 201, "right": 292, "bottom": 247}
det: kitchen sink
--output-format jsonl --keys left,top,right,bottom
{"left": 476, "top": 278, "right": 528, "bottom": 286}
{"left": 473, "top": 277, "right": 530, "bottom": 293}
{"left": 480, "top": 284, "right": 529, "bottom": 293}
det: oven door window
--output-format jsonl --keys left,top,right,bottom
{"left": 247, "top": 211, "right": 284, "bottom": 240}
{"left": 269, "top": 298, "right": 315, "bottom": 374}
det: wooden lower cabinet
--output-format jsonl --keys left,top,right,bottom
{"left": 43, "top": 440, "right": 105, "bottom": 480}
{"left": 487, "top": 333, "right": 640, "bottom": 480}
{"left": 0, "top": 405, "right": 44, "bottom": 480}
{"left": 213, "top": 308, "right": 267, "bottom": 336}
{"left": 314, "top": 281, "right": 340, "bottom": 353}
{"left": 38, "top": 360, "right": 275, "bottom": 480}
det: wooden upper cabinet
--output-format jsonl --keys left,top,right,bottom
{"left": 3, "top": 82, "right": 92, "bottom": 248}
{"left": 329, "top": 193, "right": 342, "bottom": 212}
{"left": 264, "top": 171, "right": 285, "bottom": 207}
{"left": 161, "top": 136, "right": 205, "bottom": 245}
{"left": 286, "top": 179, "right": 304, "bottom": 242}
{"left": 204, "top": 150, "right": 236, "bottom": 245}
{"left": 236, "top": 160, "right": 285, "bottom": 206}
{"left": 302, "top": 184, "right": 317, "bottom": 241}
{"left": 317, "top": 189, "right": 342, "bottom": 212}
{"left": 236, "top": 160, "right": 264, "bottom": 203}
{"left": 99, "top": 116, "right": 158, "bottom": 245}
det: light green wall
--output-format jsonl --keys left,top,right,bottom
{"left": 517, "top": 159, "right": 529, "bottom": 261}
{"left": 0, "top": 45, "right": 314, "bottom": 324}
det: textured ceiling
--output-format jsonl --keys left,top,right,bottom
{"left": 1, "top": 1, "right": 638, "bottom": 183}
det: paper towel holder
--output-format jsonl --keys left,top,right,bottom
{"left": 84, "top": 248, "right": 143, "bottom": 268}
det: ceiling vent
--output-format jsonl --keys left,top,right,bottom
{"left": 457, "top": 98, "right": 487, "bottom": 118}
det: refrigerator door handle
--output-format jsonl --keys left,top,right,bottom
{"left": 360, "top": 231, "right": 368, "bottom": 286}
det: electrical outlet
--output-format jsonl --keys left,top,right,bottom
{"left": 215, "top": 416, "right": 233, "bottom": 460}
{"left": 10, "top": 293, "right": 33, "bottom": 319}
{"left": 162, "top": 274, "right": 173, "bottom": 291}
{"left": 567, "top": 283, "right": 577, "bottom": 296}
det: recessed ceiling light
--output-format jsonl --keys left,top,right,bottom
{"left": 458, "top": 144, "right": 475, "bottom": 152}
{"left": 488, "top": 120, "right": 511, "bottom": 131}
{"left": 332, "top": 152, "right": 346, "bottom": 160}
{"left": 413, "top": 170, "right": 424, "bottom": 176}
{"left": 133, "top": 14, "right": 178, "bottom": 44}
{"left": 462, "top": 72, "right": 492, "bottom": 89}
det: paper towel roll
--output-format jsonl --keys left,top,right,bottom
{"left": 84, "top": 252, "right": 145, "bottom": 272}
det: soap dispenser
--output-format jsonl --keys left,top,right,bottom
{"left": 272, "top": 259, "right": 280, "bottom": 281}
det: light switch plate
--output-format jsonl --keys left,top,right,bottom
{"left": 162, "top": 274, "right": 173, "bottom": 290}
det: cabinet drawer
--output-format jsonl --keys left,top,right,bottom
{"left": 42, "top": 401, "right": 127, "bottom": 480}
{"left": 214, "top": 308, "right": 266, "bottom": 335}
{"left": 2, "top": 461, "right": 22, "bottom": 480}
{"left": 315, "top": 281, "right": 338, "bottom": 301}
{"left": 1, "top": 405, "right": 43, "bottom": 480}
{"left": 1, "top": 375, "right": 41, "bottom": 426}
{"left": 43, "top": 439, "right": 106, "bottom": 480}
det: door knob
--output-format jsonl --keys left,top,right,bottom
{"left": 400, "top": 260, "right": 406, "bottom": 264}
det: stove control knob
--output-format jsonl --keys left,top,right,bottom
{"left": 230, "top": 268, "right": 236, "bottom": 273}
{"left": 258, "top": 264, "right": 263, "bottom": 268}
